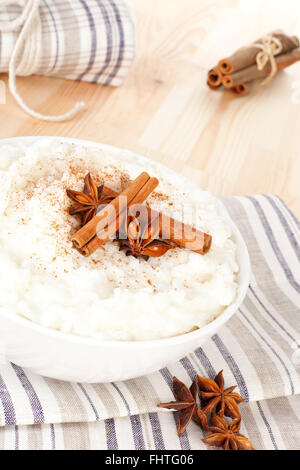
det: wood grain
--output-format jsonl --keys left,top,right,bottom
{"left": 0, "top": 0, "right": 299, "bottom": 217}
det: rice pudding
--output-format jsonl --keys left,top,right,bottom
{"left": 0, "top": 139, "right": 238, "bottom": 341}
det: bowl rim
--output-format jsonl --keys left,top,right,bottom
{"left": 0, "top": 136, "right": 251, "bottom": 349}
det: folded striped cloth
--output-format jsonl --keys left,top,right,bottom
{"left": 0, "top": 0, "right": 135, "bottom": 121}
{"left": 0, "top": 195, "right": 299, "bottom": 450}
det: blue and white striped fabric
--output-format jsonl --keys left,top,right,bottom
{"left": 0, "top": 195, "right": 299, "bottom": 450}
{"left": 0, "top": 0, "right": 136, "bottom": 86}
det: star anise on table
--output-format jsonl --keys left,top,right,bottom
{"left": 202, "top": 413, "right": 255, "bottom": 450}
{"left": 157, "top": 377, "right": 208, "bottom": 436}
{"left": 198, "top": 370, "right": 245, "bottom": 419}
{"left": 66, "top": 173, "right": 115, "bottom": 226}
{"left": 118, "top": 215, "right": 172, "bottom": 261}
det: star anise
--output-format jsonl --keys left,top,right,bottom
{"left": 202, "top": 413, "right": 255, "bottom": 450}
{"left": 118, "top": 215, "right": 172, "bottom": 261}
{"left": 157, "top": 377, "right": 208, "bottom": 436}
{"left": 198, "top": 370, "right": 245, "bottom": 419}
{"left": 66, "top": 173, "right": 115, "bottom": 226}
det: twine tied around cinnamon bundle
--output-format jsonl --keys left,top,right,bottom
{"left": 0, "top": 0, "right": 85, "bottom": 121}
{"left": 249, "top": 34, "right": 283, "bottom": 85}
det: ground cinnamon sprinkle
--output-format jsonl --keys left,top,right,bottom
{"left": 151, "top": 191, "right": 169, "bottom": 202}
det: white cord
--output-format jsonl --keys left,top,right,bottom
{"left": 0, "top": 0, "right": 85, "bottom": 121}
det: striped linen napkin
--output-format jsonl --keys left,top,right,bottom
{"left": 0, "top": 194, "right": 299, "bottom": 450}
{"left": 0, "top": 0, "right": 135, "bottom": 86}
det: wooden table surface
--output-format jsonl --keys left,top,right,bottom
{"left": 0, "top": 0, "right": 299, "bottom": 217}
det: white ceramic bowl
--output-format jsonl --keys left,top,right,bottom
{"left": 0, "top": 137, "right": 250, "bottom": 383}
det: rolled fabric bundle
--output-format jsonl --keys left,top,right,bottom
{"left": 0, "top": 0, "right": 136, "bottom": 121}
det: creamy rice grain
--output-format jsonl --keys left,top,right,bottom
{"left": 0, "top": 140, "right": 238, "bottom": 341}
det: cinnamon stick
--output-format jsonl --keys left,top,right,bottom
{"left": 95, "top": 177, "right": 159, "bottom": 242}
{"left": 230, "top": 84, "right": 248, "bottom": 96}
{"left": 131, "top": 205, "right": 212, "bottom": 255}
{"left": 222, "top": 47, "right": 300, "bottom": 88}
{"left": 207, "top": 68, "right": 223, "bottom": 89}
{"left": 79, "top": 186, "right": 119, "bottom": 256}
{"left": 80, "top": 177, "right": 159, "bottom": 256}
{"left": 102, "top": 190, "right": 212, "bottom": 253}
{"left": 218, "top": 32, "right": 299, "bottom": 74}
{"left": 72, "top": 172, "right": 150, "bottom": 249}
{"left": 79, "top": 188, "right": 212, "bottom": 257}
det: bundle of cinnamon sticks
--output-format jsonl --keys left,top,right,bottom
{"left": 207, "top": 31, "right": 300, "bottom": 96}
{"left": 71, "top": 172, "right": 212, "bottom": 257}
